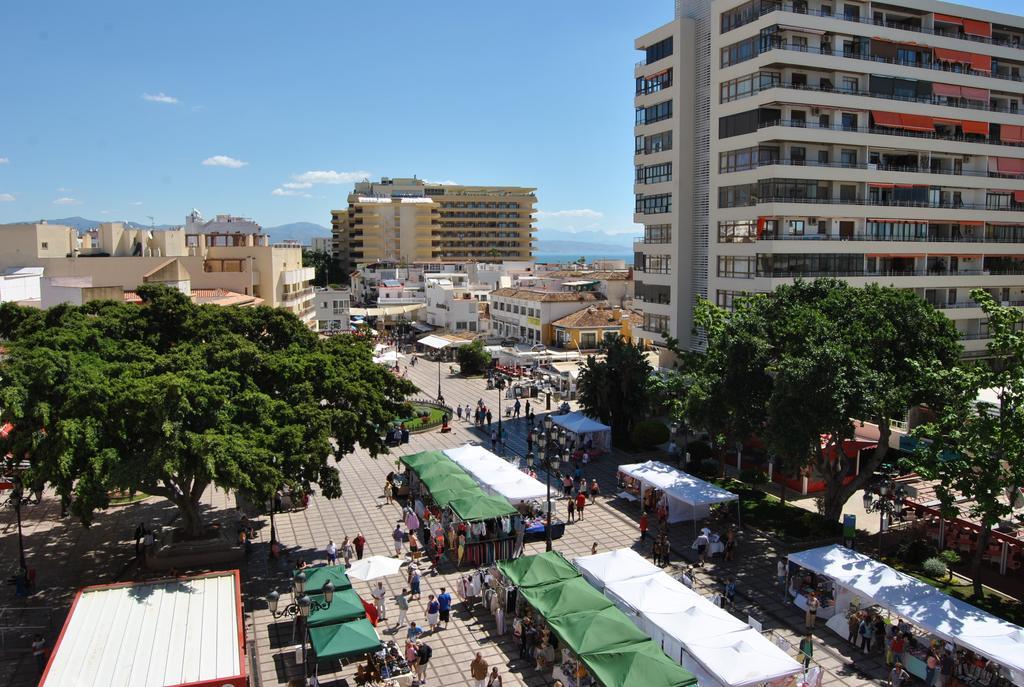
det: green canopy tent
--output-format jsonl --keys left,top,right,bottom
{"left": 309, "top": 618, "right": 381, "bottom": 662}
{"left": 398, "top": 450, "right": 450, "bottom": 472}
{"left": 449, "top": 493, "right": 517, "bottom": 522}
{"left": 298, "top": 565, "right": 353, "bottom": 592}
{"left": 517, "top": 578, "right": 613, "bottom": 620}
{"left": 581, "top": 641, "right": 698, "bottom": 687}
{"left": 423, "top": 474, "right": 479, "bottom": 507}
{"left": 546, "top": 607, "right": 651, "bottom": 655}
{"left": 416, "top": 461, "right": 469, "bottom": 491}
{"left": 307, "top": 588, "right": 367, "bottom": 628}
{"left": 496, "top": 551, "right": 580, "bottom": 589}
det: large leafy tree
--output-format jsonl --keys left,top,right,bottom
{"left": 456, "top": 340, "right": 491, "bottom": 376}
{"left": 303, "top": 248, "right": 345, "bottom": 286}
{"left": 0, "top": 285, "right": 415, "bottom": 536}
{"left": 690, "top": 279, "right": 960, "bottom": 521}
{"left": 577, "top": 336, "right": 654, "bottom": 439}
{"left": 913, "top": 290, "right": 1024, "bottom": 597}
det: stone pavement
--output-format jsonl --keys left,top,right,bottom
{"left": 0, "top": 353, "right": 891, "bottom": 687}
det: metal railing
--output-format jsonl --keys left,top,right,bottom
{"left": 721, "top": 159, "right": 1024, "bottom": 181}
{"left": 746, "top": 197, "right": 1024, "bottom": 211}
{"left": 751, "top": 233, "right": 1024, "bottom": 244}
{"left": 757, "top": 268, "right": 1024, "bottom": 278}
{"left": 758, "top": 119, "right": 1024, "bottom": 149}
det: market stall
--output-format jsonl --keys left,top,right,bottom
{"left": 309, "top": 618, "right": 382, "bottom": 662}
{"left": 444, "top": 444, "right": 549, "bottom": 504}
{"left": 497, "top": 550, "right": 581, "bottom": 588}
{"left": 789, "top": 545, "right": 1024, "bottom": 686}
{"left": 618, "top": 461, "right": 739, "bottom": 529}
{"left": 573, "top": 549, "right": 660, "bottom": 591}
{"left": 551, "top": 412, "right": 612, "bottom": 453}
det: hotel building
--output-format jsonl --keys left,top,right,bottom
{"left": 635, "top": 0, "right": 1024, "bottom": 356}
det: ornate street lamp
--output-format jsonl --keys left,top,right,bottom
{"left": 267, "top": 575, "right": 334, "bottom": 678}
{"left": 863, "top": 475, "right": 907, "bottom": 554}
{"left": 532, "top": 415, "right": 567, "bottom": 552}
{"left": 496, "top": 377, "right": 507, "bottom": 438}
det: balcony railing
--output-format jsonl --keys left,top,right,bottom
{"left": 746, "top": 197, "right": 1024, "bottom": 211}
{"left": 722, "top": 77, "right": 1022, "bottom": 113}
{"left": 753, "top": 232, "right": 1024, "bottom": 244}
{"left": 721, "top": 159, "right": 1024, "bottom": 182}
{"left": 758, "top": 268, "right": 1024, "bottom": 278}
{"left": 281, "top": 287, "right": 314, "bottom": 303}
{"left": 725, "top": 2, "right": 1024, "bottom": 51}
{"left": 759, "top": 119, "right": 1024, "bottom": 149}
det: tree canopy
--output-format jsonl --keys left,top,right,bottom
{"left": 456, "top": 340, "right": 491, "bottom": 376}
{"left": 0, "top": 285, "right": 415, "bottom": 536}
{"left": 577, "top": 336, "right": 654, "bottom": 439}
{"left": 689, "top": 279, "right": 961, "bottom": 521}
{"left": 913, "top": 289, "right": 1024, "bottom": 596}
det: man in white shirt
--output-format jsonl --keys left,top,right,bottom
{"left": 371, "top": 581, "right": 387, "bottom": 621}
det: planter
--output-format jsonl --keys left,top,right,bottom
{"left": 144, "top": 526, "right": 244, "bottom": 570}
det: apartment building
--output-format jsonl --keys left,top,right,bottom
{"left": 488, "top": 288, "right": 607, "bottom": 346}
{"left": 331, "top": 177, "right": 536, "bottom": 269}
{"left": 424, "top": 274, "right": 491, "bottom": 334}
{"left": 314, "top": 286, "right": 351, "bottom": 332}
{"left": 637, "top": 0, "right": 1024, "bottom": 357}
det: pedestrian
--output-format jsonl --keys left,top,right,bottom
{"left": 695, "top": 530, "right": 710, "bottom": 566}
{"left": 724, "top": 577, "right": 736, "bottom": 608}
{"left": 591, "top": 542, "right": 598, "bottom": 555}
{"left": 848, "top": 612, "right": 861, "bottom": 645}
{"left": 513, "top": 399, "right": 521, "bottom": 418}
{"left": 724, "top": 528, "right": 736, "bottom": 561}
{"left": 31, "top": 634, "right": 46, "bottom": 675}
{"left": 457, "top": 405, "right": 463, "bottom": 421}
{"left": 410, "top": 566, "right": 422, "bottom": 599}
{"left": 776, "top": 558, "right": 787, "bottom": 588}
{"left": 525, "top": 399, "right": 531, "bottom": 416}
{"left": 133, "top": 522, "right": 147, "bottom": 556}
{"left": 384, "top": 479, "right": 394, "bottom": 505}
{"left": 407, "top": 621, "right": 423, "bottom": 642}
{"left": 326, "top": 539, "right": 337, "bottom": 566}
{"left": 806, "top": 592, "right": 820, "bottom": 631}
{"left": 651, "top": 536, "right": 662, "bottom": 566}
{"left": 393, "top": 524, "right": 405, "bottom": 557}
{"left": 491, "top": 429, "right": 498, "bottom": 452}
{"left": 465, "top": 403, "right": 471, "bottom": 421}
{"left": 415, "top": 640, "right": 432, "bottom": 684}
{"left": 486, "top": 409, "right": 492, "bottom": 428}
{"left": 890, "top": 662, "right": 910, "bottom": 687}
{"left": 426, "top": 594, "right": 440, "bottom": 632}
{"left": 486, "top": 666, "right": 503, "bottom": 687}
{"left": 575, "top": 491, "right": 587, "bottom": 521}
{"left": 562, "top": 473, "right": 572, "bottom": 497}
{"left": 799, "top": 634, "right": 813, "bottom": 670}
{"left": 437, "top": 587, "right": 452, "bottom": 629}
{"left": 639, "top": 512, "right": 649, "bottom": 542}
{"left": 567, "top": 496, "right": 576, "bottom": 523}
{"left": 873, "top": 614, "right": 886, "bottom": 653}
{"left": 395, "top": 588, "right": 410, "bottom": 629}
{"left": 925, "top": 650, "right": 939, "bottom": 687}
{"left": 939, "top": 651, "right": 954, "bottom": 687}
{"left": 520, "top": 618, "right": 537, "bottom": 661}
{"left": 589, "top": 479, "right": 600, "bottom": 504}
{"left": 581, "top": 450, "right": 590, "bottom": 467}
{"left": 859, "top": 614, "right": 873, "bottom": 653}
{"left": 470, "top": 652, "right": 489, "bottom": 687}
{"left": 372, "top": 581, "right": 387, "bottom": 621}
{"left": 527, "top": 430, "right": 534, "bottom": 455}
{"left": 353, "top": 532, "right": 366, "bottom": 560}
{"left": 409, "top": 529, "right": 420, "bottom": 561}
{"left": 891, "top": 632, "right": 906, "bottom": 665}
{"left": 342, "top": 536, "right": 355, "bottom": 566}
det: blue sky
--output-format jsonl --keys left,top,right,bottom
{"left": 0, "top": 0, "right": 1018, "bottom": 236}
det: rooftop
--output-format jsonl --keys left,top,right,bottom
{"left": 490, "top": 288, "right": 607, "bottom": 303}
{"left": 552, "top": 306, "right": 643, "bottom": 329}
{"left": 543, "top": 270, "right": 632, "bottom": 281}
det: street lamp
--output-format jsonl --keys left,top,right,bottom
{"left": 863, "top": 475, "right": 907, "bottom": 554}
{"left": 436, "top": 352, "right": 444, "bottom": 403}
{"left": 532, "top": 415, "right": 566, "bottom": 552}
{"left": 496, "top": 377, "right": 507, "bottom": 438}
{"left": 267, "top": 574, "right": 335, "bottom": 679}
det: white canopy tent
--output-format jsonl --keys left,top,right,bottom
{"left": 443, "top": 444, "right": 549, "bottom": 505}
{"left": 572, "top": 549, "right": 661, "bottom": 591}
{"left": 550, "top": 411, "right": 611, "bottom": 451}
{"left": 417, "top": 334, "right": 453, "bottom": 350}
{"left": 618, "top": 460, "right": 739, "bottom": 527}
{"left": 789, "top": 545, "right": 1024, "bottom": 685}
{"left": 586, "top": 552, "right": 800, "bottom": 687}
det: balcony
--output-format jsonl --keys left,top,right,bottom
{"left": 282, "top": 267, "right": 316, "bottom": 285}
{"left": 722, "top": 159, "right": 1024, "bottom": 183}
{"left": 750, "top": 197, "right": 1024, "bottom": 212}
{"left": 758, "top": 268, "right": 1024, "bottom": 278}
{"left": 758, "top": 119, "right": 1024, "bottom": 151}
{"left": 282, "top": 287, "right": 314, "bottom": 304}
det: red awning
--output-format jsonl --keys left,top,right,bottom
{"left": 1002, "top": 125, "right": 1024, "bottom": 144}
{"left": 997, "top": 158, "right": 1024, "bottom": 175}
{"left": 934, "top": 47, "right": 970, "bottom": 63}
{"left": 963, "top": 19, "right": 992, "bottom": 38}
{"left": 869, "top": 182, "right": 895, "bottom": 188}
{"left": 1014, "top": 191, "right": 1024, "bottom": 203}
{"left": 756, "top": 216, "right": 767, "bottom": 238}
{"left": 957, "top": 221, "right": 986, "bottom": 226}
{"left": 934, "top": 13, "right": 964, "bottom": 26}
{"left": 900, "top": 114, "right": 936, "bottom": 132}
{"left": 970, "top": 53, "right": 992, "bottom": 73}
{"left": 932, "top": 83, "right": 962, "bottom": 99}
{"left": 895, "top": 183, "right": 916, "bottom": 188}
{"left": 961, "top": 87, "right": 990, "bottom": 102}
{"left": 962, "top": 120, "right": 990, "bottom": 136}
{"left": 934, "top": 117, "right": 963, "bottom": 127}
{"left": 872, "top": 110, "right": 903, "bottom": 128}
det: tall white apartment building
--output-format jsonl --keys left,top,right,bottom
{"left": 637, "top": 0, "right": 1024, "bottom": 357}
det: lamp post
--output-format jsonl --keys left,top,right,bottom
{"left": 530, "top": 415, "right": 567, "bottom": 552}
{"left": 436, "top": 350, "right": 444, "bottom": 403}
{"left": 267, "top": 573, "right": 334, "bottom": 680}
{"left": 862, "top": 475, "right": 907, "bottom": 554}
{"left": 496, "top": 377, "right": 506, "bottom": 438}
{"left": 10, "top": 475, "right": 28, "bottom": 575}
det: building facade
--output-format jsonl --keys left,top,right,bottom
{"left": 488, "top": 288, "right": 607, "bottom": 346}
{"left": 423, "top": 274, "right": 491, "bottom": 334}
{"left": 332, "top": 177, "right": 536, "bottom": 269}
{"left": 638, "top": 0, "right": 1024, "bottom": 357}
{"left": 314, "top": 286, "right": 351, "bottom": 332}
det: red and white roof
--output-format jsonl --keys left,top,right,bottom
{"left": 42, "top": 570, "right": 245, "bottom": 687}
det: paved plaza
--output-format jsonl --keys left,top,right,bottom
{"left": 0, "top": 353, "right": 897, "bottom": 687}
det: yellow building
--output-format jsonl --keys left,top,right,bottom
{"left": 332, "top": 177, "right": 536, "bottom": 269}
{"left": 551, "top": 306, "right": 645, "bottom": 350}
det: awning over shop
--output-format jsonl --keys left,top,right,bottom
{"left": 417, "top": 334, "right": 453, "bottom": 350}
{"left": 497, "top": 550, "right": 581, "bottom": 588}
{"left": 399, "top": 450, "right": 449, "bottom": 472}
{"left": 573, "top": 549, "right": 661, "bottom": 591}
{"left": 548, "top": 607, "right": 652, "bottom": 654}
{"left": 309, "top": 618, "right": 381, "bottom": 662}
{"left": 517, "top": 577, "right": 614, "bottom": 619}
{"left": 307, "top": 588, "right": 368, "bottom": 628}
{"left": 443, "top": 444, "right": 549, "bottom": 504}
{"left": 350, "top": 304, "right": 424, "bottom": 317}
{"left": 551, "top": 412, "right": 612, "bottom": 451}
{"left": 618, "top": 461, "right": 738, "bottom": 524}
{"left": 581, "top": 642, "right": 699, "bottom": 687}
{"left": 400, "top": 449, "right": 519, "bottom": 519}
{"left": 301, "top": 564, "right": 353, "bottom": 592}
{"left": 448, "top": 493, "right": 517, "bottom": 521}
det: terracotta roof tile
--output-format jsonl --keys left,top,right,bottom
{"left": 490, "top": 288, "right": 607, "bottom": 303}
{"left": 551, "top": 307, "right": 642, "bottom": 329}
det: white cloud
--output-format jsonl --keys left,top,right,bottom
{"left": 53, "top": 197, "right": 82, "bottom": 206}
{"left": 282, "top": 182, "right": 312, "bottom": 190}
{"left": 424, "top": 179, "right": 458, "bottom": 186}
{"left": 536, "top": 209, "right": 604, "bottom": 220}
{"left": 0, "top": 157, "right": 8, "bottom": 165}
{"left": 202, "top": 155, "right": 248, "bottom": 168}
{"left": 142, "top": 92, "right": 179, "bottom": 104}
{"left": 129, "top": 201, "right": 143, "bottom": 206}
{"left": 0, "top": 193, "right": 15, "bottom": 202}
{"left": 272, "top": 187, "right": 312, "bottom": 198}
{"left": 292, "top": 170, "right": 370, "bottom": 185}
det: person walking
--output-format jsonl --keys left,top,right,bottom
{"left": 342, "top": 536, "right": 355, "bottom": 567}
{"left": 925, "top": 650, "right": 939, "bottom": 687}
{"left": 31, "top": 634, "right": 46, "bottom": 676}
{"left": 426, "top": 594, "right": 440, "bottom": 633}
{"left": 465, "top": 403, "right": 472, "bottom": 422}
{"left": 588, "top": 479, "right": 600, "bottom": 504}
{"left": 486, "top": 666, "right": 503, "bottom": 687}
{"left": 353, "top": 532, "right": 366, "bottom": 560}
{"left": 890, "top": 662, "right": 910, "bottom": 687}
{"left": 410, "top": 566, "right": 422, "bottom": 599}
{"left": 393, "top": 524, "right": 405, "bottom": 557}
{"left": 799, "top": 634, "right": 814, "bottom": 670}
{"left": 724, "top": 577, "right": 737, "bottom": 608}
{"left": 562, "top": 473, "right": 572, "bottom": 497}
{"left": 395, "top": 589, "right": 410, "bottom": 629}
{"left": 659, "top": 533, "right": 671, "bottom": 566}
{"left": 437, "top": 587, "right": 452, "bottom": 629}
{"left": 384, "top": 479, "right": 394, "bottom": 505}
{"left": 372, "top": 581, "right": 387, "bottom": 621}
{"left": 513, "top": 399, "right": 521, "bottom": 419}
{"left": 591, "top": 542, "right": 598, "bottom": 555}
{"left": 939, "top": 650, "right": 954, "bottom": 687}
{"left": 567, "top": 496, "right": 576, "bottom": 523}
{"left": 639, "top": 512, "right": 649, "bottom": 542}
{"left": 848, "top": 612, "right": 861, "bottom": 645}
{"left": 890, "top": 632, "right": 906, "bottom": 665}
{"left": 326, "top": 539, "right": 338, "bottom": 566}
{"left": 776, "top": 558, "right": 787, "bottom": 588}
{"left": 575, "top": 491, "right": 587, "bottom": 521}
{"left": 456, "top": 405, "right": 463, "bottom": 421}
{"left": 415, "top": 640, "right": 432, "bottom": 685}
{"left": 527, "top": 429, "right": 534, "bottom": 455}
{"left": 490, "top": 429, "right": 498, "bottom": 452}
{"left": 486, "top": 409, "right": 492, "bottom": 428}
{"left": 806, "top": 592, "right": 820, "bottom": 631}
{"left": 695, "top": 530, "right": 710, "bottom": 567}
{"left": 525, "top": 399, "right": 531, "bottom": 417}
{"left": 724, "top": 528, "right": 736, "bottom": 562}
{"left": 407, "top": 621, "right": 423, "bottom": 642}
{"left": 858, "top": 614, "right": 874, "bottom": 653}
{"left": 651, "top": 536, "right": 663, "bottom": 566}
{"left": 469, "top": 652, "right": 489, "bottom": 687}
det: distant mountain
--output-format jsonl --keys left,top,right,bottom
{"left": 263, "top": 222, "right": 331, "bottom": 245}
{"left": 536, "top": 240, "right": 634, "bottom": 256}
{"left": 28, "top": 216, "right": 177, "bottom": 231}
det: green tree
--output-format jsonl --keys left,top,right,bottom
{"left": 456, "top": 340, "right": 491, "bottom": 376}
{"left": 577, "top": 336, "right": 654, "bottom": 439}
{"left": 302, "top": 248, "right": 344, "bottom": 287}
{"left": 691, "top": 280, "right": 960, "bottom": 521}
{"left": 0, "top": 285, "right": 415, "bottom": 537}
{"left": 913, "top": 290, "right": 1024, "bottom": 597}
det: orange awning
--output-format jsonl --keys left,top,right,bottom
{"left": 934, "top": 117, "right": 963, "bottom": 127}
{"left": 961, "top": 87, "right": 989, "bottom": 102}
{"left": 1014, "top": 191, "right": 1024, "bottom": 203}
{"left": 934, "top": 13, "right": 963, "bottom": 25}
{"left": 957, "top": 221, "right": 985, "bottom": 226}
{"left": 866, "top": 254, "right": 924, "bottom": 258}
{"left": 934, "top": 47, "right": 970, "bottom": 63}
{"left": 970, "top": 53, "right": 992, "bottom": 73}
{"left": 932, "top": 83, "right": 962, "bottom": 99}
{"left": 872, "top": 110, "right": 903, "bottom": 128}
{"left": 963, "top": 19, "right": 992, "bottom": 38}
{"left": 1002, "top": 125, "right": 1024, "bottom": 144}
{"left": 997, "top": 158, "right": 1024, "bottom": 174}
{"left": 962, "top": 120, "right": 990, "bottom": 136}
{"left": 869, "top": 183, "right": 895, "bottom": 188}
{"left": 900, "top": 114, "right": 936, "bottom": 132}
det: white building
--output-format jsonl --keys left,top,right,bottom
{"left": 314, "top": 286, "right": 351, "bottom": 332}
{"left": 424, "top": 274, "right": 490, "bottom": 333}
{"left": 488, "top": 288, "right": 608, "bottom": 346}
{"left": 0, "top": 267, "right": 43, "bottom": 304}
{"left": 184, "top": 209, "right": 262, "bottom": 236}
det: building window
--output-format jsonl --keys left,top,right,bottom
{"left": 757, "top": 253, "right": 865, "bottom": 277}
{"left": 717, "top": 256, "right": 756, "bottom": 278}
{"left": 719, "top": 71, "right": 780, "bottom": 103}
{"left": 581, "top": 332, "right": 598, "bottom": 349}
{"left": 721, "top": 0, "right": 765, "bottom": 33}
{"left": 721, "top": 36, "right": 758, "bottom": 68}
{"left": 717, "top": 184, "right": 757, "bottom": 208}
{"left": 636, "top": 193, "right": 672, "bottom": 214}
{"left": 636, "top": 100, "right": 673, "bottom": 125}
{"left": 635, "top": 130, "right": 673, "bottom": 154}
{"left": 717, "top": 220, "right": 758, "bottom": 243}
{"left": 716, "top": 289, "right": 755, "bottom": 310}
{"left": 642, "top": 255, "right": 671, "bottom": 274}
{"left": 644, "top": 36, "right": 673, "bottom": 64}
{"left": 636, "top": 69, "right": 673, "bottom": 95}
{"left": 636, "top": 163, "right": 672, "bottom": 184}
{"left": 644, "top": 224, "right": 672, "bottom": 243}
{"left": 643, "top": 314, "right": 671, "bottom": 334}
